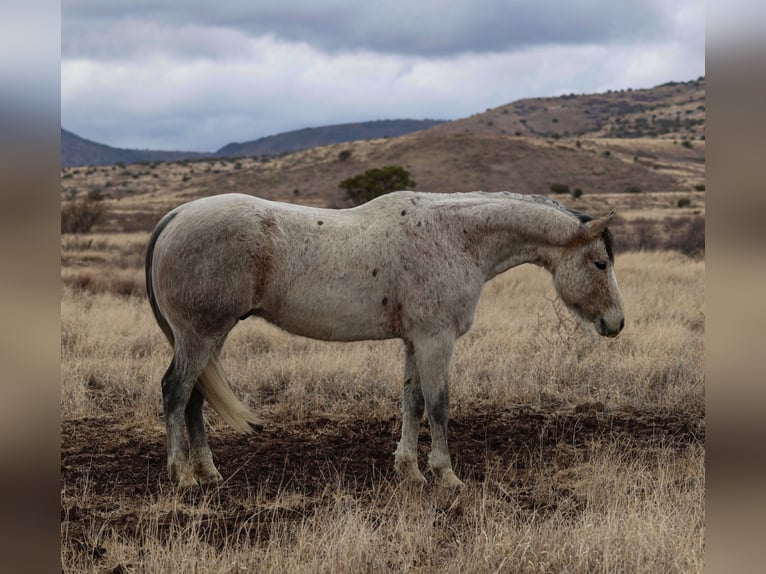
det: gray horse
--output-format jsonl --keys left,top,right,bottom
{"left": 146, "top": 191, "right": 624, "bottom": 488}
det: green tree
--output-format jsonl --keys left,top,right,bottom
{"left": 340, "top": 165, "right": 416, "bottom": 205}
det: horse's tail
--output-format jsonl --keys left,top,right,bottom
{"left": 145, "top": 210, "right": 178, "bottom": 345}
{"left": 197, "top": 358, "right": 260, "bottom": 434}
{"left": 145, "top": 209, "right": 260, "bottom": 435}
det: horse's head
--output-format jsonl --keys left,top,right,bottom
{"left": 553, "top": 211, "right": 624, "bottom": 338}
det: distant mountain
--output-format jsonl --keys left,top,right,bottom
{"left": 61, "top": 129, "right": 213, "bottom": 168}
{"left": 62, "top": 119, "right": 445, "bottom": 168}
{"left": 215, "top": 119, "right": 446, "bottom": 157}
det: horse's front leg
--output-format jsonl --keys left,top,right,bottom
{"left": 394, "top": 343, "right": 426, "bottom": 483}
{"left": 413, "top": 334, "right": 464, "bottom": 488}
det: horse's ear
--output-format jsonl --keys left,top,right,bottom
{"left": 583, "top": 211, "right": 614, "bottom": 239}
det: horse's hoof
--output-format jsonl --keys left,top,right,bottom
{"left": 436, "top": 469, "right": 465, "bottom": 489}
{"left": 394, "top": 459, "right": 427, "bottom": 485}
{"left": 195, "top": 468, "right": 224, "bottom": 487}
{"left": 169, "top": 462, "right": 200, "bottom": 490}
{"left": 175, "top": 473, "right": 199, "bottom": 490}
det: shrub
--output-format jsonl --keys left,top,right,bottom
{"left": 571, "top": 188, "right": 583, "bottom": 199}
{"left": 668, "top": 216, "right": 705, "bottom": 257}
{"left": 624, "top": 185, "right": 642, "bottom": 194}
{"left": 549, "top": 183, "right": 570, "bottom": 194}
{"left": 611, "top": 215, "right": 705, "bottom": 257}
{"left": 682, "top": 140, "right": 693, "bottom": 149}
{"left": 87, "top": 188, "right": 105, "bottom": 201}
{"left": 677, "top": 197, "right": 692, "bottom": 208}
{"left": 340, "top": 166, "right": 416, "bottom": 205}
{"left": 61, "top": 199, "right": 105, "bottom": 234}
{"left": 338, "top": 150, "right": 352, "bottom": 161}
{"left": 693, "top": 183, "right": 705, "bottom": 191}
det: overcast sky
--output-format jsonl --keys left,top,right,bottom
{"left": 61, "top": 1, "right": 705, "bottom": 152}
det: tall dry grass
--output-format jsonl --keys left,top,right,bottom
{"left": 61, "top": 249, "right": 704, "bottom": 425}
{"left": 61, "top": 247, "right": 704, "bottom": 573}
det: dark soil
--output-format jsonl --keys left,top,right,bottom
{"left": 61, "top": 404, "right": 704, "bottom": 561}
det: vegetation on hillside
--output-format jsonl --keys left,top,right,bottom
{"left": 340, "top": 165, "right": 417, "bottom": 205}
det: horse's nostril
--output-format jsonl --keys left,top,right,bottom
{"left": 598, "top": 318, "right": 606, "bottom": 334}
{"left": 619, "top": 318, "right": 625, "bottom": 332}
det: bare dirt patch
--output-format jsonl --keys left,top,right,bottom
{"left": 62, "top": 404, "right": 703, "bottom": 559}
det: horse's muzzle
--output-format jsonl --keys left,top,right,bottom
{"left": 598, "top": 317, "right": 624, "bottom": 338}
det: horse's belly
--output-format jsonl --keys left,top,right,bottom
{"left": 262, "top": 298, "right": 395, "bottom": 342}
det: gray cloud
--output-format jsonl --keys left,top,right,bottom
{"left": 61, "top": 1, "right": 704, "bottom": 151}
{"left": 64, "top": 1, "right": 670, "bottom": 59}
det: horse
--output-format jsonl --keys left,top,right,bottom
{"left": 145, "top": 191, "right": 624, "bottom": 488}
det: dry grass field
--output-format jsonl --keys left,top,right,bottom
{"left": 60, "top": 95, "right": 705, "bottom": 570}
{"left": 61, "top": 231, "right": 704, "bottom": 572}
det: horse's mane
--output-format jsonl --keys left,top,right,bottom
{"left": 547, "top": 197, "right": 615, "bottom": 263}
{"left": 462, "top": 191, "right": 615, "bottom": 262}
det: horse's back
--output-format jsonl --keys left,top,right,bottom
{"left": 150, "top": 191, "right": 481, "bottom": 341}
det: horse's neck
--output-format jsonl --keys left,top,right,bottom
{"left": 456, "top": 199, "right": 578, "bottom": 280}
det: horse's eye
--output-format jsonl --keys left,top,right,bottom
{"left": 594, "top": 261, "right": 607, "bottom": 271}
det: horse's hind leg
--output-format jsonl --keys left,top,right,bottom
{"left": 162, "top": 334, "right": 213, "bottom": 488}
{"left": 394, "top": 343, "right": 426, "bottom": 483}
{"left": 184, "top": 336, "right": 230, "bottom": 486}
{"left": 185, "top": 387, "right": 223, "bottom": 486}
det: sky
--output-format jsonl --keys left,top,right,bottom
{"left": 61, "top": 1, "right": 705, "bottom": 152}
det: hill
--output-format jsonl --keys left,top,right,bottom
{"left": 427, "top": 78, "right": 705, "bottom": 141}
{"left": 60, "top": 77, "right": 705, "bottom": 241}
{"left": 61, "top": 129, "right": 213, "bottom": 168}
{"left": 62, "top": 78, "right": 704, "bottom": 168}
{"left": 216, "top": 119, "right": 446, "bottom": 157}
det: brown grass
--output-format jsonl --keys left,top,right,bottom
{"left": 60, "top": 143, "right": 705, "bottom": 573}
{"left": 61, "top": 245, "right": 704, "bottom": 573}
{"left": 60, "top": 251, "right": 704, "bottom": 423}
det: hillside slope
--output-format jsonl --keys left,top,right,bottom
{"left": 427, "top": 78, "right": 705, "bottom": 141}
{"left": 216, "top": 119, "right": 445, "bottom": 157}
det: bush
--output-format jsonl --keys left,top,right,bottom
{"left": 338, "top": 150, "right": 352, "bottom": 161}
{"left": 61, "top": 199, "right": 105, "bottom": 234}
{"left": 693, "top": 183, "right": 705, "bottom": 191}
{"left": 571, "top": 188, "right": 583, "bottom": 199}
{"left": 340, "top": 166, "right": 416, "bottom": 205}
{"left": 624, "top": 185, "right": 642, "bottom": 194}
{"left": 611, "top": 215, "right": 705, "bottom": 257}
{"left": 87, "top": 189, "right": 105, "bottom": 201}
{"left": 677, "top": 197, "right": 692, "bottom": 208}
{"left": 549, "top": 183, "right": 570, "bottom": 194}
{"left": 668, "top": 216, "right": 705, "bottom": 256}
